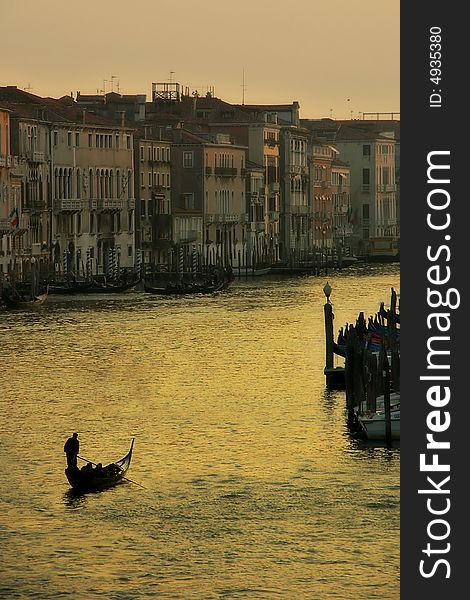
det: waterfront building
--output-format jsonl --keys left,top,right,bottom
{"left": 50, "top": 107, "right": 136, "bottom": 277}
{"left": 170, "top": 128, "right": 247, "bottom": 269}
{"left": 0, "top": 107, "right": 23, "bottom": 275}
{"left": 310, "top": 139, "right": 335, "bottom": 254}
{"left": 146, "top": 91, "right": 283, "bottom": 264}
{"left": 0, "top": 86, "right": 136, "bottom": 278}
{"left": 134, "top": 126, "right": 172, "bottom": 269}
{"left": 0, "top": 90, "right": 52, "bottom": 276}
{"left": 279, "top": 126, "right": 310, "bottom": 261}
{"left": 330, "top": 158, "right": 353, "bottom": 253}
{"left": 302, "top": 118, "right": 399, "bottom": 258}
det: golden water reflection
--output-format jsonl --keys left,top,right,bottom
{"left": 0, "top": 264, "right": 400, "bottom": 599}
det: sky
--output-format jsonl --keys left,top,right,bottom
{"left": 2, "top": 0, "right": 399, "bottom": 120}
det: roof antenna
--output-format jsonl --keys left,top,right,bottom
{"left": 241, "top": 68, "right": 247, "bottom": 105}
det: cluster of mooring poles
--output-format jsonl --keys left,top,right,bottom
{"left": 323, "top": 283, "right": 400, "bottom": 446}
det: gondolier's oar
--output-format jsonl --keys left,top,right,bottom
{"left": 77, "top": 455, "right": 147, "bottom": 489}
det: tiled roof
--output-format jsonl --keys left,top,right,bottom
{"left": 0, "top": 86, "right": 133, "bottom": 128}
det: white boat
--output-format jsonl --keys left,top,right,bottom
{"left": 358, "top": 404, "right": 400, "bottom": 440}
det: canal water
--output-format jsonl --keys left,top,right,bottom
{"left": 0, "top": 264, "right": 400, "bottom": 599}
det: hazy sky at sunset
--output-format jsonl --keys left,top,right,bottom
{"left": 2, "top": 0, "right": 399, "bottom": 119}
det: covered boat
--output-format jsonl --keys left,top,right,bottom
{"left": 65, "top": 438, "right": 134, "bottom": 491}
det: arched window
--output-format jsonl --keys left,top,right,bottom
{"left": 100, "top": 169, "right": 105, "bottom": 199}
{"left": 96, "top": 169, "right": 100, "bottom": 198}
{"left": 89, "top": 169, "right": 93, "bottom": 199}
{"left": 116, "top": 170, "right": 121, "bottom": 198}
{"left": 105, "top": 169, "right": 109, "bottom": 198}
{"left": 58, "top": 168, "right": 63, "bottom": 199}
{"left": 68, "top": 169, "right": 73, "bottom": 199}
{"left": 109, "top": 170, "right": 114, "bottom": 198}
{"left": 54, "top": 168, "right": 59, "bottom": 199}
{"left": 77, "top": 169, "right": 81, "bottom": 198}
{"left": 127, "top": 170, "right": 131, "bottom": 198}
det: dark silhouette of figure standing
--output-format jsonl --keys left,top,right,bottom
{"left": 64, "top": 433, "right": 79, "bottom": 470}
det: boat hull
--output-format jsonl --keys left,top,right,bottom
{"left": 144, "top": 280, "right": 228, "bottom": 296}
{"left": 359, "top": 410, "right": 400, "bottom": 440}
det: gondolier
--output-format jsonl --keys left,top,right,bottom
{"left": 64, "top": 433, "right": 79, "bottom": 470}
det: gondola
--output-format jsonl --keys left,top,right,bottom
{"left": 1, "top": 286, "right": 48, "bottom": 309}
{"left": 143, "top": 279, "right": 228, "bottom": 296}
{"left": 48, "top": 278, "right": 140, "bottom": 295}
{"left": 65, "top": 438, "right": 134, "bottom": 491}
{"left": 48, "top": 281, "right": 95, "bottom": 295}
{"left": 79, "top": 278, "right": 140, "bottom": 294}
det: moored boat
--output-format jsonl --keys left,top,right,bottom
{"left": 357, "top": 406, "right": 400, "bottom": 440}
{"left": 65, "top": 438, "right": 134, "bottom": 491}
{"left": 144, "top": 279, "right": 228, "bottom": 296}
{"left": 1, "top": 285, "right": 48, "bottom": 309}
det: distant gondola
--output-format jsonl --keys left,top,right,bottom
{"left": 79, "top": 278, "right": 140, "bottom": 294}
{"left": 143, "top": 279, "right": 228, "bottom": 296}
{"left": 49, "top": 278, "right": 140, "bottom": 295}
{"left": 48, "top": 281, "right": 95, "bottom": 295}
{"left": 1, "top": 286, "right": 48, "bottom": 309}
{"left": 65, "top": 439, "right": 134, "bottom": 492}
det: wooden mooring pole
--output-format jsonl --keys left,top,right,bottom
{"left": 382, "top": 349, "right": 392, "bottom": 447}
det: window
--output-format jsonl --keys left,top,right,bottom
{"left": 184, "top": 193, "right": 195, "bottom": 209}
{"left": 362, "top": 204, "right": 370, "bottom": 219}
{"left": 363, "top": 145, "right": 371, "bottom": 156}
{"left": 140, "top": 146, "right": 144, "bottom": 161}
{"left": 128, "top": 245, "right": 133, "bottom": 257}
{"left": 67, "top": 132, "right": 72, "bottom": 146}
{"left": 183, "top": 151, "right": 194, "bottom": 168}
{"left": 53, "top": 131, "right": 58, "bottom": 146}
{"left": 141, "top": 199, "right": 146, "bottom": 217}
{"left": 126, "top": 135, "right": 131, "bottom": 149}
{"left": 88, "top": 133, "right": 92, "bottom": 147}
{"left": 75, "top": 132, "right": 80, "bottom": 147}
{"left": 362, "top": 169, "right": 370, "bottom": 185}
{"left": 115, "top": 134, "right": 120, "bottom": 149}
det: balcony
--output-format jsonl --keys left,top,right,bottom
{"left": 264, "top": 137, "right": 279, "bottom": 146}
{"left": 28, "top": 150, "right": 45, "bottom": 163}
{"left": 205, "top": 166, "right": 212, "bottom": 176}
{"left": 0, "top": 218, "right": 10, "bottom": 233}
{"left": 56, "top": 199, "right": 84, "bottom": 212}
{"left": 269, "top": 182, "right": 280, "bottom": 193}
{"left": 362, "top": 185, "right": 371, "bottom": 193}
{"left": 209, "top": 213, "right": 240, "bottom": 224}
{"left": 90, "top": 198, "right": 128, "bottom": 211}
{"left": 377, "top": 184, "right": 397, "bottom": 192}
{"left": 214, "top": 167, "right": 237, "bottom": 177}
{"left": 269, "top": 211, "right": 280, "bottom": 221}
